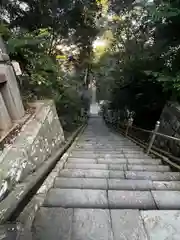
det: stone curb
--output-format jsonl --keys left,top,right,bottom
{"left": 0, "top": 123, "right": 86, "bottom": 226}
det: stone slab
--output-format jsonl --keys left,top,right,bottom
{"left": 0, "top": 92, "right": 12, "bottom": 130}
{"left": 72, "top": 209, "right": 113, "bottom": 240}
{"left": 123, "top": 149, "right": 144, "bottom": 153}
{"left": 96, "top": 150, "right": 123, "bottom": 154}
{"left": 124, "top": 153, "right": 151, "bottom": 159}
{"left": 67, "top": 158, "right": 97, "bottom": 163}
{"left": 96, "top": 153, "right": 125, "bottom": 158}
{"left": 108, "top": 190, "right": 156, "bottom": 209}
{"left": 65, "top": 163, "right": 108, "bottom": 169}
{"left": 32, "top": 207, "right": 73, "bottom": 240}
{"left": 108, "top": 164, "right": 127, "bottom": 170}
{"left": 71, "top": 151, "right": 96, "bottom": 154}
{"left": 59, "top": 169, "right": 110, "bottom": 178}
{"left": 127, "top": 159, "right": 162, "bottom": 165}
{"left": 153, "top": 181, "right": 180, "bottom": 190}
{"left": 97, "top": 159, "right": 127, "bottom": 164}
{"left": 108, "top": 179, "right": 154, "bottom": 190}
{"left": 151, "top": 191, "right": 180, "bottom": 209}
{"left": 44, "top": 189, "right": 108, "bottom": 208}
{"left": 109, "top": 171, "right": 125, "bottom": 179}
{"left": 127, "top": 165, "right": 171, "bottom": 172}
{"left": 111, "top": 210, "right": 148, "bottom": 240}
{"left": 54, "top": 177, "right": 108, "bottom": 189}
{"left": 125, "top": 171, "right": 180, "bottom": 181}
{"left": 70, "top": 152, "right": 97, "bottom": 158}
{"left": 141, "top": 210, "right": 180, "bottom": 240}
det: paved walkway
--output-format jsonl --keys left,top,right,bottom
{"left": 32, "top": 117, "right": 180, "bottom": 239}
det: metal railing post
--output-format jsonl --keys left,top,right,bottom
{"left": 146, "top": 121, "right": 160, "bottom": 154}
{"left": 125, "top": 117, "right": 133, "bottom": 137}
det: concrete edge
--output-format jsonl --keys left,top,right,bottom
{"left": 0, "top": 123, "right": 87, "bottom": 224}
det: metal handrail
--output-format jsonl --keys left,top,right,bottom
{"left": 124, "top": 118, "right": 180, "bottom": 154}
{"left": 128, "top": 122, "right": 180, "bottom": 142}
{"left": 104, "top": 111, "right": 180, "bottom": 155}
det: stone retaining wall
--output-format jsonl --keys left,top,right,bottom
{"left": 155, "top": 101, "right": 180, "bottom": 157}
{"left": 0, "top": 100, "right": 64, "bottom": 187}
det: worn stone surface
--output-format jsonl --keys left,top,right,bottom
{"left": 0, "top": 92, "right": 12, "bottom": 130}
{"left": 108, "top": 164, "right": 126, "bottom": 170}
{"left": 142, "top": 210, "right": 180, "bottom": 240}
{"left": 96, "top": 153, "right": 125, "bottom": 158}
{"left": 54, "top": 177, "right": 107, "bottom": 189}
{"left": 111, "top": 210, "right": 148, "bottom": 239}
{"left": 67, "top": 158, "right": 97, "bottom": 163}
{"left": 127, "top": 159, "right": 162, "bottom": 165}
{"left": 0, "top": 100, "right": 65, "bottom": 187}
{"left": 16, "top": 116, "right": 180, "bottom": 239}
{"left": 151, "top": 191, "right": 180, "bottom": 209}
{"left": 124, "top": 153, "right": 151, "bottom": 159}
{"left": 65, "top": 163, "right": 108, "bottom": 169}
{"left": 97, "top": 158, "right": 127, "bottom": 164}
{"left": 108, "top": 179, "right": 154, "bottom": 190}
{"left": 109, "top": 170, "right": 125, "bottom": 179}
{"left": 44, "top": 189, "right": 108, "bottom": 208}
{"left": 125, "top": 171, "right": 180, "bottom": 181}
{"left": 153, "top": 181, "right": 180, "bottom": 190}
{"left": 0, "top": 224, "right": 20, "bottom": 240}
{"left": 70, "top": 152, "right": 97, "bottom": 158}
{"left": 59, "top": 169, "right": 110, "bottom": 178}
{"left": 32, "top": 207, "right": 73, "bottom": 240}
{"left": 108, "top": 190, "right": 156, "bottom": 209}
{"left": 127, "top": 164, "right": 170, "bottom": 172}
{"left": 72, "top": 209, "right": 113, "bottom": 240}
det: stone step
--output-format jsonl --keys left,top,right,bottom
{"left": 65, "top": 163, "right": 125, "bottom": 170}
{"left": 59, "top": 169, "right": 180, "bottom": 181}
{"left": 33, "top": 208, "right": 114, "bottom": 240}
{"left": 97, "top": 158, "right": 162, "bottom": 165}
{"left": 68, "top": 158, "right": 97, "bottom": 163}
{"left": 97, "top": 159, "right": 127, "bottom": 164}
{"left": 54, "top": 178, "right": 180, "bottom": 191}
{"left": 70, "top": 153, "right": 97, "bottom": 158}
{"left": 54, "top": 177, "right": 108, "bottom": 189}
{"left": 44, "top": 189, "right": 180, "bottom": 209}
{"left": 33, "top": 208, "right": 180, "bottom": 240}
{"left": 64, "top": 163, "right": 170, "bottom": 172}
{"left": 44, "top": 189, "right": 109, "bottom": 208}
{"left": 126, "top": 171, "right": 180, "bottom": 181}
{"left": 72, "top": 150, "right": 124, "bottom": 154}
{"left": 59, "top": 169, "right": 125, "bottom": 179}
{"left": 108, "top": 190, "right": 180, "bottom": 210}
{"left": 127, "top": 159, "right": 162, "bottom": 165}
{"left": 127, "top": 165, "right": 171, "bottom": 172}
{"left": 65, "top": 163, "right": 109, "bottom": 170}
{"left": 124, "top": 153, "right": 151, "bottom": 159}
{"left": 70, "top": 152, "right": 125, "bottom": 158}
{"left": 67, "top": 158, "right": 128, "bottom": 164}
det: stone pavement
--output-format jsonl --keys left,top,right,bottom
{"left": 32, "top": 117, "right": 180, "bottom": 239}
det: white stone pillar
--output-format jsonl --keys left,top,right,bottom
{"left": 0, "top": 92, "right": 12, "bottom": 131}
{"left": 0, "top": 64, "right": 25, "bottom": 120}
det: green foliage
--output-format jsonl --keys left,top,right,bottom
{"left": 0, "top": 0, "right": 99, "bottom": 131}
{"left": 93, "top": 0, "right": 180, "bottom": 128}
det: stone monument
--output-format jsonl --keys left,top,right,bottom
{"left": 0, "top": 37, "right": 24, "bottom": 134}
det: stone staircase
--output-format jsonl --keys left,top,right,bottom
{"left": 32, "top": 117, "right": 180, "bottom": 239}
